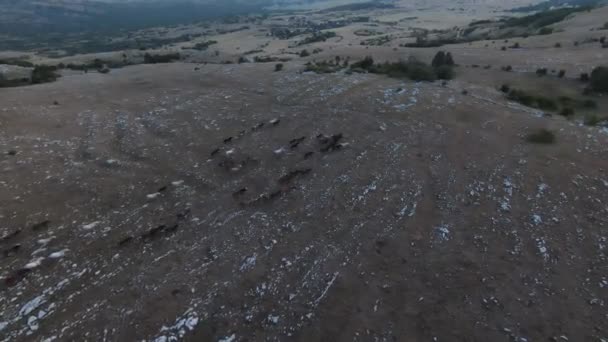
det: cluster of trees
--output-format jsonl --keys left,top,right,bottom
{"left": 143, "top": 53, "right": 181, "bottom": 64}
{"left": 349, "top": 51, "right": 456, "bottom": 81}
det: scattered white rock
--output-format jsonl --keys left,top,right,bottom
{"left": 27, "top": 315, "right": 39, "bottom": 331}
{"left": 24, "top": 257, "right": 44, "bottom": 269}
{"left": 435, "top": 224, "right": 451, "bottom": 241}
{"left": 240, "top": 254, "right": 257, "bottom": 271}
{"left": 49, "top": 249, "right": 68, "bottom": 259}
{"left": 147, "top": 193, "right": 161, "bottom": 200}
{"left": 218, "top": 334, "right": 236, "bottom": 342}
{"left": 82, "top": 221, "right": 100, "bottom": 230}
{"left": 268, "top": 314, "right": 279, "bottom": 325}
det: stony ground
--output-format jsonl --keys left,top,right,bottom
{"left": 1, "top": 63, "right": 608, "bottom": 341}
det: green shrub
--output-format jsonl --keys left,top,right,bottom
{"left": 526, "top": 129, "right": 555, "bottom": 144}
{"left": 580, "top": 73, "right": 590, "bottom": 82}
{"left": 558, "top": 70, "right": 565, "bottom": 78}
{"left": 590, "top": 66, "right": 608, "bottom": 93}
{"left": 539, "top": 27, "right": 553, "bottom": 35}
{"left": 299, "top": 50, "right": 310, "bottom": 57}
{"left": 500, "top": 84, "right": 510, "bottom": 93}
{"left": 274, "top": 63, "right": 284, "bottom": 72}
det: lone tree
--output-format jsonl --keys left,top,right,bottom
{"left": 432, "top": 51, "right": 455, "bottom": 68}
{"left": 590, "top": 66, "right": 608, "bottom": 93}
{"left": 431, "top": 51, "right": 445, "bottom": 68}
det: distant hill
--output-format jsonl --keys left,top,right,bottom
{"left": 0, "top": 0, "right": 264, "bottom": 36}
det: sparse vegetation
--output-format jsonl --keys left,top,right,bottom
{"left": 526, "top": 129, "right": 556, "bottom": 144}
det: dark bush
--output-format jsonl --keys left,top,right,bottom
{"left": 299, "top": 50, "right": 310, "bottom": 57}
{"left": 435, "top": 65, "right": 454, "bottom": 80}
{"left": 559, "top": 107, "right": 574, "bottom": 116}
{"left": 31, "top": 65, "right": 59, "bottom": 84}
{"left": 554, "top": 42, "right": 561, "bottom": 48}
{"left": 500, "top": 84, "right": 510, "bottom": 93}
{"left": 143, "top": 53, "right": 181, "bottom": 64}
{"left": 351, "top": 56, "right": 374, "bottom": 70}
{"left": 274, "top": 63, "right": 284, "bottom": 72}
{"left": 507, "top": 88, "right": 557, "bottom": 111}
{"left": 558, "top": 70, "right": 566, "bottom": 78}
{"left": 431, "top": 51, "right": 455, "bottom": 68}
{"left": 526, "top": 129, "right": 555, "bottom": 144}
{"left": 536, "top": 68, "right": 548, "bottom": 76}
{"left": 583, "top": 99, "right": 597, "bottom": 108}
{"left": 502, "top": 65, "right": 513, "bottom": 71}
{"left": 590, "top": 66, "right": 608, "bottom": 93}
{"left": 580, "top": 73, "right": 590, "bottom": 82}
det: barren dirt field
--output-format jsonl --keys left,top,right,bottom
{"left": 1, "top": 61, "right": 608, "bottom": 341}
